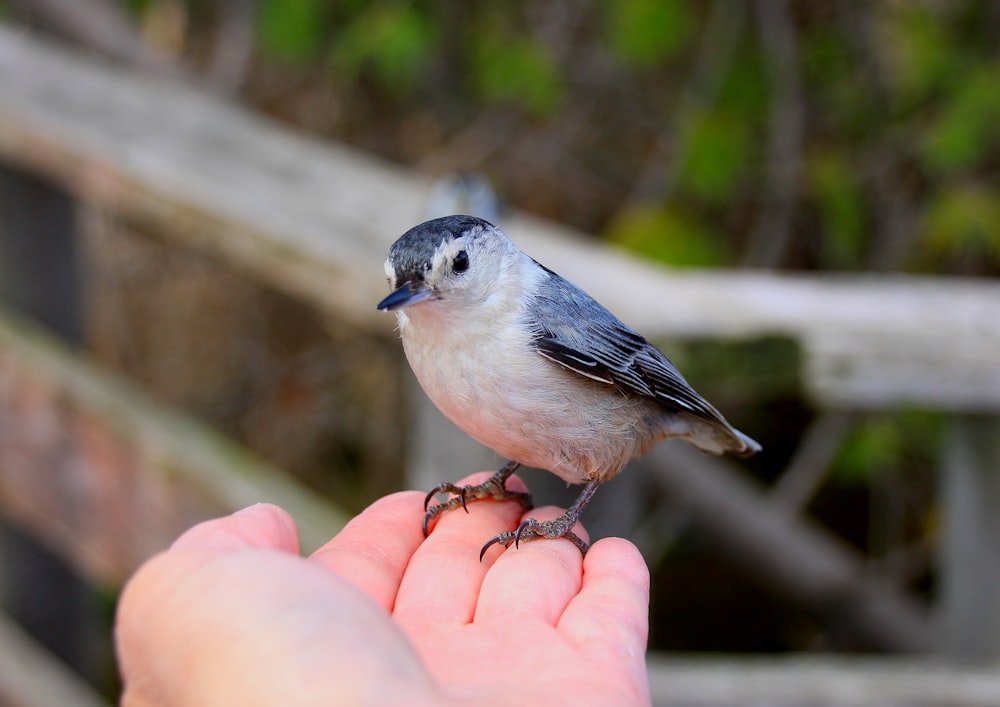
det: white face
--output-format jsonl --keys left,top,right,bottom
{"left": 390, "top": 225, "right": 516, "bottom": 310}
{"left": 383, "top": 257, "right": 397, "bottom": 288}
{"left": 426, "top": 234, "right": 473, "bottom": 295}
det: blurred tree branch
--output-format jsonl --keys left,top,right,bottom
{"left": 770, "top": 410, "right": 859, "bottom": 512}
{"left": 624, "top": 0, "right": 745, "bottom": 209}
{"left": 203, "top": 0, "right": 257, "bottom": 96}
{"left": 742, "top": 0, "right": 804, "bottom": 268}
{"left": 853, "top": 5, "right": 922, "bottom": 274}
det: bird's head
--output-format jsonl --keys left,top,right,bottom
{"left": 377, "top": 215, "right": 518, "bottom": 313}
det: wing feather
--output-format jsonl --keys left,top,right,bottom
{"left": 528, "top": 270, "right": 726, "bottom": 424}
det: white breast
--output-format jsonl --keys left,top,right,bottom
{"left": 395, "top": 274, "right": 661, "bottom": 484}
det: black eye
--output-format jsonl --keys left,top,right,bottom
{"left": 453, "top": 250, "right": 469, "bottom": 273}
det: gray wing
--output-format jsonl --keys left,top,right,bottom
{"left": 528, "top": 268, "right": 726, "bottom": 424}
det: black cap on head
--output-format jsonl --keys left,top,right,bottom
{"left": 387, "top": 215, "right": 494, "bottom": 288}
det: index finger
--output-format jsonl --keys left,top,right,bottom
{"left": 170, "top": 503, "right": 301, "bottom": 554}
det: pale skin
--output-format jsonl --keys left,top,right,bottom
{"left": 115, "top": 472, "right": 651, "bottom": 706}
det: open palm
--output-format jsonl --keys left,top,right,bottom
{"left": 116, "top": 472, "right": 651, "bottom": 705}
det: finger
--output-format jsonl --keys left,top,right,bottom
{"left": 558, "top": 537, "right": 650, "bottom": 691}
{"left": 119, "top": 503, "right": 302, "bottom": 702}
{"left": 393, "top": 471, "right": 530, "bottom": 627}
{"left": 308, "top": 490, "right": 426, "bottom": 611}
{"left": 117, "top": 543, "right": 433, "bottom": 705}
{"left": 473, "top": 506, "right": 587, "bottom": 626}
{"left": 171, "top": 503, "right": 300, "bottom": 554}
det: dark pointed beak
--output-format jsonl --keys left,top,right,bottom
{"left": 377, "top": 282, "right": 433, "bottom": 311}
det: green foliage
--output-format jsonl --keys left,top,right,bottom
{"left": 803, "top": 28, "right": 878, "bottom": 139}
{"left": 802, "top": 26, "right": 852, "bottom": 87}
{"left": 329, "top": 4, "right": 435, "bottom": 90}
{"left": 879, "top": 3, "right": 958, "bottom": 107}
{"left": 807, "top": 150, "right": 864, "bottom": 267}
{"left": 921, "top": 183, "right": 1000, "bottom": 259}
{"left": 604, "top": 0, "right": 693, "bottom": 67}
{"left": 833, "top": 416, "right": 903, "bottom": 484}
{"left": 832, "top": 411, "right": 943, "bottom": 484}
{"left": 471, "top": 34, "right": 564, "bottom": 117}
{"left": 163, "top": 0, "right": 999, "bottom": 275}
{"left": 673, "top": 336, "right": 803, "bottom": 402}
{"left": 919, "top": 64, "right": 1000, "bottom": 174}
{"left": 675, "top": 107, "right": 752, "bottom": 202}
{"left": 605, "top": 204, "right": 728, "bottom": 267}
{"left": 257, "top": 0, "right": 328, "bottom": 64}
{"left": 122, "top": 0, "right": 154, "bottom": 17}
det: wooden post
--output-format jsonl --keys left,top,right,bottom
{"left": 0, "top": 163, "right": 80, "bottom": 340}
{"left": 940, "top": 415, "right": 1000, "bottom": 662}
{"left": 0, "top": 161, "right": 100, "bottom": 680}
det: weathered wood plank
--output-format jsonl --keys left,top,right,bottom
{"left": 0, "top": 24, "right": 418, "bottom": 330}
{"left": 646, "top": 655, "right": 1000, "bottom": 707}
{"left": 0, "top": 308, "right": 349, "bottom": 586}
{"left": 0, "top": 25, "right": 998, "bottom": 409}
{"left": 940, "top": 416, "right": 1000, "bottom": 662}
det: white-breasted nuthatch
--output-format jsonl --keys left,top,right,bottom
{"left": 378, "top": 215, "right": 760, "bottom": 557}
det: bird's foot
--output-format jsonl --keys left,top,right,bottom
{"left": 479, "top": 512, "right": 589, "bottom": 560}
{"left": 422, "top": 461, "right": 532, "bottom": 537}
{"left": 478, "top": 479, "right": 602, "bottom": 559}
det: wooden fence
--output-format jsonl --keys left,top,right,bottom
{"left": 1, "top": 25, "right": 999, "bottom": 705}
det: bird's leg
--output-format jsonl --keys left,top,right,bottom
{"left": 479, "top": 480, "right": 602, "bottom": 560}
{"left": 422, "top": 460, "right": 532, "bottom": 537}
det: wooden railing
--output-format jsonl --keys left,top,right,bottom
{"left": 1, "top": 25, "right": 999, "bottom": 705}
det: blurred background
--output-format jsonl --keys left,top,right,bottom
{"left": 0, "top": 0, "right": 998, "bottom": 704}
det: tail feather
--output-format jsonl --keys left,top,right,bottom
{"left": 732, "top": 428, "right": 762, "bottom": 458}
{"left": 678, "top": 416, "right": 762, "bottom": 458}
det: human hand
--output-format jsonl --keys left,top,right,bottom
{"left": 115, "top": 472, "right": 651, "bottom": 705}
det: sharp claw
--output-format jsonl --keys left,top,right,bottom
{"left": 421, "top": 463, "right": 533, "bottom": 551}
{"left": 513, "top": 519, "right": 533, "bottom": 549}
{"left": 479, "top": 534, "right": 508, "bottom": 562}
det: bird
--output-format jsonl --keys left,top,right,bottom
{"left": 377, "top": 215, "right": 760, "bottom": 558}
